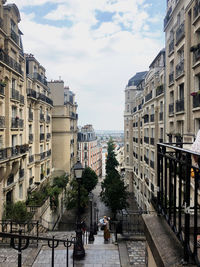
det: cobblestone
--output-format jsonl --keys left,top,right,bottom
{"left": 126, "top": 240, "right": 146, "bottom": 266}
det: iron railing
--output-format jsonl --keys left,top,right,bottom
{"left": 0, "top": 231, "right": 75, "bottom": 267}
{"left": 176, "top": 59, "right": 184, "bottom": 78}
{"left": 156, "top": 143, "right": 200, "bottom": 265}
{"left": 176, "top": 99, "right": 184, "bottom": 112}
{"left": 176, "top": 22, "right": 185, "bottom": 44}
{"left": 29, "top": 155, "right": 34, "bottom": 163}
{"left": 0, "top": 115, "right": 5, "bottom": 128}
{"left": 156, "top": 85, "right": 164, "bottom": 96}
{"left": 169, "top": 39, "right": 174, "bottom": 54}
{"left": 0, "top": 50, "right": 23, "bottom": 75}
{"left": 194, "top": 1, "right": 200, "bottom": 20}
{"left": 145, "top": 91, "right": 152, "bottom": 102}
{"left": 169, "top": 71, "right": 174, "bottom": 85}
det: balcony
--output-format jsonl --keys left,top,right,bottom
{"left": 10, "top": 29, "right": 19, "bottom": 45}
{"left": 176, "top": 99, "right": 184, "bottom": 112}
{"left": 46, "top": 115, "right": 50, "bottom": 123}
{"left": 40, "top": 113, "right": 45, "bottom": 122}
{"left": 169, "top": 103, "right": 174, "bottom": 115}
{"left": 193, "top": 93, "right": 200, "bottom": 108}
{"left": 46, "top": 149, "right": 51, "bottom": 157}
{"left": 28, "top": 112, "right": 33, "bottom": 121}
{"left": 46, "top": 133, "right": 51, "bottom": 140}
{"left": 0, "top": 148, "right": 7, "bottom": 161}
{"left": 37, "top": 92, "right": 53, "bottom": 106}
{"left": 40, "top": 133, "right": 45, "bottom": 142}
{"left": 33, "top": 72, "right": 47, "bottom": 86}
{"left": 0, "top": 116, "right": 5, "bottom": 128}
{"left": 169, "top": 71, "right": 174, "bottom": 85}
{"left": 7, "top": 174, "right": 14, "bottom": 186}
{"left": 11, "top": 89, "right": 20, "bottom": 101}
{"left": 11, "top": 117, "right": 19, "bottom": 128}
{"left": 150, "top": 138, "right": 154, "bottom": 145}
{"left": 150, "top": 114, "right": 154, "bottom": 122}
{"left": 20, "top": 94, "right": 24, "bottom": 104}
{"left": 40, "top": 152, "right": 45, "bottom": 160}
{"left": 168, "top": 39, "right": 174, "bottom": 54}
{"left": 175, "top": 22, "right": 185, "bottom": 45}
{"left": 19, "top": 119, "right": 24, "bottom": 128}
{"left": 29, "top": 155, "right": 34, "bottom": 163}
{"left": 156, "top": 85, "right": 164, "bottom": 96}
{"left": 193, "top": 1, "right": 200, "bottom": 20}
{"left": 0, "top": 50, "right": 23, "bottom": 75}
{"left": 0, "top": 84, "right": 5, "bottom": 96}
{"left": 144, "top": 136, "right": 149, "bottom": 144}
{"left": 175, "top": 59, "right": 184, "bottom": 78}
{"left": 29, "top": 134, "right": 33, "bottom": 143}
{"left": 159, "top": 112, "right": 163, "bottom": 121}
{"left": 145, "top": 91, "right": 152, "bottom": 102}
{"left": 164, "top": 6, "right": 172, "bottom": 28}
{"left": 27, "top": 88, "right": 37, "bottom": 99}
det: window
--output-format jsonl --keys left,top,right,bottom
{"left": 170, "top": 91, "right": 174, "bottom": 103}
{"left": 19, "top": 184, "right": 23, "bottom": 199}
{"left": 179, "top": 83, "right": 184, "bottom": 100}
{"left": 126, "top": 144, "right": 129, "bottom": 153}
{"left": 0, "top": 135, "right": 3, "bottom": 149}
{"left": 12, "top": 78, "right": 16, "bottom": 89}
{"left": 160, "top": 101, "right": 163, "bottom": 112}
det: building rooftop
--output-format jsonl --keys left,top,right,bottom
{"left": 127, "top": 71, "right": 147, "bottom": 87}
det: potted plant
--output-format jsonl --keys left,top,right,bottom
{"left": 191, "top": 92, "right": 197, "bottom": 96}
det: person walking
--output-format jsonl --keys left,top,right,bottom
{"left": 103, "top": 216, "right": 110, "bottom": 241}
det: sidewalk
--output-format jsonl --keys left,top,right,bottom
{"left": 32, "top": 231, "right": 121, "bottom": 267}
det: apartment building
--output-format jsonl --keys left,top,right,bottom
{"left": 0, "top": 1, "right": 27, "bottom": 218}
{"left": 124, "top": 72, "right": 147, "bottom": 193}
{"left": 78, "top": 124, "right": 102, "bottom": 177}
{"left": 26, "top": 54, "right": 53, "bottom": 192}
{"left": 48, "top": 80, "right": 78, "bottom": 178}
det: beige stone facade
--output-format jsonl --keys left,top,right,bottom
{"left": 78, "top": 124, "right": 102, "bottom": 177}
{"left": 48, "top": 80, "right": 78, "bottom": 179}
{"left": 0, "top": 1, "right": 27, "bottom": 219}
{"left": 26, "top": 54, "right": 53, "bottom": 192}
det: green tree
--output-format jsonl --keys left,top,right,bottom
{"left": 100, "top": 139, "right": 129, "bottom": 219}
{"left": 3, "top": 201, "right": 32, "bottom": 223}
{"left": 65, "top": 180, "right": 89, "bottom": 212}
{"left": 82, "top": 167, "right": 98, "bottom": 193}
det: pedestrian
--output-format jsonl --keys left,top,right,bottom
{"left": 103, "top": 216, "right": 110, "bottom": 241}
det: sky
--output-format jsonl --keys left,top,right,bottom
{"left": 7, "top": 0, "right": 166, "bottom": 131}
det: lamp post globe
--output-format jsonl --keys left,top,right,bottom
{"left": 73, "top": 161, "right": 85, "bottom": 259}
{"left": 88, "top": 192, "right": 95, "bottom": 242}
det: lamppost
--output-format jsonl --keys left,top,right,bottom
{"left": 88, "top": 192, "right": 95, "bottom": 242}
{"left": 73, "top": 161, "right": 85, "bottom": 259}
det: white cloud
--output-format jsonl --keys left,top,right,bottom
{"left": 6, "top": 0, "right": 164, "bottom": 130}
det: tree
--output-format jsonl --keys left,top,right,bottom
{"left": 65, "top": 180, "right": 89, "bottom": 212}
{"left": 82, "top": 167, "right": 98, "bottom": 193}
{"left": 3, "top": 201, "right": 32, "bottom": 223}
{"left": 100, "top": 139, "right": 129, "bottom": 219}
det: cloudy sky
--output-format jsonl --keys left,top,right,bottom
{"left": 7, "top": 0, "right": 166, "bottom": 131}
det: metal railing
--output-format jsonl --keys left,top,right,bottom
{"left": 176, "top": 59, "right": 184, "bottom": 78}
{"left": 176, "top": 99, "right": 184, "bottom": 112}
{"left": 0, "top": 50, "right": 23, "bottom": 75}
{"left": 0, "top": 115, "right": 5, "bottom": 128}
{"left": 156, "top": 143, "right": 200, "bottom": 265}
{"left": 11, "top": 89, "right": 20, "bottom": 101}
{"left": 144, "top": 136, "right": 149, "bottom": 144}
{"left": 169, "top": 71, "right": 174, "bottom": 85}
{"left": 194, "top": 1, "right": 200, "bottom": 20}
{"left": 10, "top": 29, "right": 19, "bottom": 45}
{"left": 0, "top": 231, "right": 75, "bottom": 267}
{"left": 169, "top": 39, "right": 174, "bottom": 54}
{"left": 156, "top": 85, "right": 164, "bottom": 96}
{"left": 145, "top": 91, "right": 152, "bottom": 102}
{"left": 176, "top": 22, "right": 185, "bottom": 44}
{"left": 29, "top": 155, "right": 34, "bottom": 163}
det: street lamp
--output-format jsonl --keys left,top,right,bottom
{"left": 73, "top": 161, "right": 85, "bottom": 259}
{"left": 88, "top": 192, "right": 95, "bottom": 242}
{"left": 93, "top": 202, "right": 98, "bottom": 235}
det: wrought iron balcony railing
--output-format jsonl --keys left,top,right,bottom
{"left": 156, "top": 143, "right": 200, "bottom": 265}
{"left": 176, "top": 99, "right": 184, "bottom": 112}
{"left": 40, "top": 152, "right": 45, "bottom": 160}
{"left": 10, "top": 29, "right": 19, "bottom": 45}
{"left": 0, "top": 148, "right": 7, "bottom": 161}
{"left": 176, "top": 22, "right": 185, "bottom": 44}
{"left": 156, "top": 85, "right": 164, "bottom": 96}
{"left": 193, "top": 0, "right": 200, "bottom": 20}
{"left": 46, "top": 149, "right": 51, "bottom": 157}
{"left": 32, "top": 72, "right": 48, "bottom": 86}
{"left": 145, "top": 91, "right": 152, "bottom": 102}
{"left": 20, "top": 94, "right": 24, "bottom": 104}
{"left": 0, "top": 50, "right": 23, "bottom": 75}
{"left": 0, "top": 116, "right": 5, "bottom": 128}
{"left": 29, "top": 155, "right": 34, "bottom": 163}
{"left": 175, "top": 59, "right": 184, "bottom": 78}
{"left": 27, "top": 88, "right": 37, "bottom": 98}
{"left": 11, "top": 89, "right": 20, "bottom": 101}
{"left": 144, "top": 137, "right": 149, "bottom": 144}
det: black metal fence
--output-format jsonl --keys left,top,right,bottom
{"left": 0, "top": 231, "right": 75, "bottom": 267}
{"left": 156, "top": 143, "right": 200, "bottom": 265}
